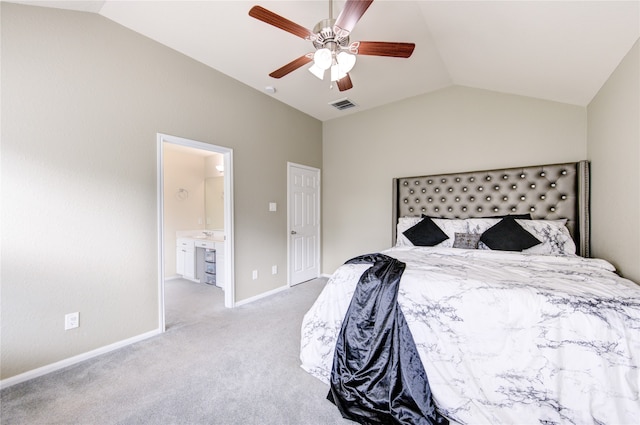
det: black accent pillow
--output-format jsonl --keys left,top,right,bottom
{"left": 403, "top": 217, "right": 449, "bottom": 247}
{"left": 480, "top": 217, "right": 541, "bottom": 251}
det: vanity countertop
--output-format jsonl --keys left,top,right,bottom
{"left": 188, "top": 235, "right": 224, "bottom": 243}
{"left": 177, "top": 236, "right": 224, "bottom": 244}
{"left": 177, "top": 229, "right": 225, "bottom": 244}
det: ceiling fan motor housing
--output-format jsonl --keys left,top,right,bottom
{"left": 312, "top": 18, "right": 350, "bottom": 51}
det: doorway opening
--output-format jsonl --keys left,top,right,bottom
{"left": 157, "top": 133, "right": 234, "bottom": 331}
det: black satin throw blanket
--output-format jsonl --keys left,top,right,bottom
{"left": 328, "top": 253, "right": 448, "bottom": 425}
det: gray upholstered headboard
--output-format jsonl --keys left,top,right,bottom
{"left": 392, "top": 161, "right": 590, "bottom": 257}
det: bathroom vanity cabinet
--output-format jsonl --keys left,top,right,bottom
{"left": 176, "top": 238, "right": 195, "bottom": 279}
{"left": 176, "top": 237, "right": 225, "bottom": 289}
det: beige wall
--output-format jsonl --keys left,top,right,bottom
{"left": 205, "top": 177, "right": 225, "bottom": 230}
{"left": 322, "top": 86, "right": 587, "bottom": 272}
{"left": 1, "top": 3, "right": 321, "bottom": 380}
{"left": 204, "top": 154, "right": 225, "bottom": 231}
{"left": 588, "top": 40, "right": 640, "bottom": 283}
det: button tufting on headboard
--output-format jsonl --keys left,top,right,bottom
{"left": 392, "top": 161, "right": 591, "bottom": 257}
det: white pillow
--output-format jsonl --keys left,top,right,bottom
{"left": 431, "top": 219, "right": 470, "bottom": 248}
{"left": 465, "top": 218, "right": 501, "bottom": 235}
{"left": 517, "top": 219, "right": 576, "bottom": 256}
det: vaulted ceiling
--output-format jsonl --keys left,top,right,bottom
{"left": 9, "top": 1, "right": 640, "bottom": 121}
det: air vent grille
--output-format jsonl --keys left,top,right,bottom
{"left": 329, "top": 98, "right": 357, "bottom": 111}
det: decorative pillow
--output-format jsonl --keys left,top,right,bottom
{"left": 403, "top": 216, "right": 449, "bottom": 247}
{"left": 480, "top": 217, "right": 541, "bottom": 251}
{"left": 396, "top": 216, "right": 467, "bottom": 247}
{"left": 399, "top": 215, "right": 575, "bottom": 255}
{"left": 396, "top": 216, "right": 423, "bottom": 246}
{"left": 452, "top": 233, "right": 481, "bottom": 249}
{"left": 518, "top": 219, "right": 576, "bottom": 256}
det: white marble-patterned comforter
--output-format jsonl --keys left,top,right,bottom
{"left": 300, "top": 246, "right": 640, "bottom": 424}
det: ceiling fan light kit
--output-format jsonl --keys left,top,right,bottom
{"left": 330, "top": 64, "right": 343, "bottom": 82}
{"left": 249, "top": 0, "right": 415, "bottom": 92}
{"left": 337, "top": 51, "right": 356, "bottom": 73}
{"left": 308, "top": 63, "right": 326, "bottom": 79}
{"left": 313, "top": 48, "right": 333, "bottom": 70}
{"left": 309, "top": 47, "right": 356, "bottom": 82}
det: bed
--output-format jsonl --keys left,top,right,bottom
{"left": 300, "top": 161, "right": 640, "bottom": 424}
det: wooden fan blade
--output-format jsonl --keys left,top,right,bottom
{"left": 249, "top": 5, "right": 314, "bottom": 40}
{"left": 334, "top": 0, "right": 374, "bottom": 34}
{"left": 269, "top": 55, "right": 313, "bottom": 79}
{"left": 337, "top": 74, "right": 353, "bottom": 91}
{"left": 356, "top": 41, "right": 415, "bottom": 58}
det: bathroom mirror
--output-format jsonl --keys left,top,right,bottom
{"left": 205, "top": 177, "right": 224, "bottom": 230}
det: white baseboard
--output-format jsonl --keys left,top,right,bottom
{"left": 0, "top": 328, "right": 162, "bottom": 389}
{"left": 234, "top": 284, "right": 288, "bottom": 307}
{"left": 2, "top": 279, "right": 323, "bottom": 388}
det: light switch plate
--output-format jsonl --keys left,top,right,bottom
{"left": 65, "top": 312, "right": 79, "bottom": 330}
{"left": 269, "top": 202, "right": 277, "bottom": 212}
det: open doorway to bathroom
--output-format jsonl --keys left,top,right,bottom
{"left": 157, "top": 133, "right": 234, "bottom": 331}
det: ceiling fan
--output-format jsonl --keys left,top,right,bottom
{"left": 248, "top": 0, "right": 415, "bottom": 91}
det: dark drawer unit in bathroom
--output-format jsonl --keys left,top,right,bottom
{"left": 194, "top": 238, "right": 224, "bottom": 289}
{"left": 195, "top": 240, "right": 217, "bottom": 286}
{"left": 203, "top": 248, "right": 216, "bottom": 285}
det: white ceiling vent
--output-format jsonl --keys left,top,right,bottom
{"left": 329, "top": 98, "right": 357, "bottom": 111}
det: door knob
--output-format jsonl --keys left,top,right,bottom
{"left": 291, "top": 230, "right": 297, "bottom": 235}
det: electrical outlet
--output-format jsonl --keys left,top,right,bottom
{"left": 272, "top": 265, "right": 278, "bottom": 275}
{"left": 252, "top": 270, "right": 258, "bottom": 280}
{"left": 65, "top": 312, "right": 79, "bottom": 330}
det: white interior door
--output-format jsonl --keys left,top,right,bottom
{"left": 288, "top": 163, "right": 320, "bottom": 286}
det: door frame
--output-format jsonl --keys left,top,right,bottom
{"left": 287, "top": 162, "right": 321, "bottom": 286}
{"left": 157, "top": 133, "right": 235, "bottom": 331}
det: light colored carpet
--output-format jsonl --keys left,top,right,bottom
{"left": 1, "top": 278, "right": 352, "bottom": 425}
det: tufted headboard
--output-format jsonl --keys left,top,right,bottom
{"left": 392, "top": 161, "right": 590, "bottom": 257}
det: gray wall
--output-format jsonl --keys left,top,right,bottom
{"left": 588, "top": 40, "right": 640, "bottom": 283}
{"left": 0, "top": 3, "right": 321, "bottom": 380}
{"left": 322, "top": 86, "right": 587, "bottom": 272}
